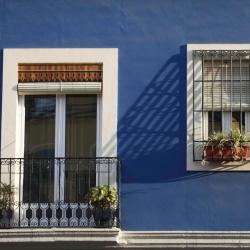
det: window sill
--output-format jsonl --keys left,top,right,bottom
{"left": 0, "top": 227, "right": 120, "bottom": 243}
{"left": 188, "top": 158, "right": 250, "bottom": 171}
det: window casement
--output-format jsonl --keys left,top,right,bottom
{"left": 187, "top": 45, "right": 250, "bottom": 171}
{"left": 1, "top": 49, "right": 118, "bottom": 226}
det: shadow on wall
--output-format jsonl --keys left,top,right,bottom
{"left": 0, "top": 47, "right": 214, "bottom": 184}
{"left": 116, "top": 45, "right": 216, "bottom": 183}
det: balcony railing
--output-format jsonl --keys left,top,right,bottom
{"left": 0, "top": 157, "right": 120, "bottom": 228}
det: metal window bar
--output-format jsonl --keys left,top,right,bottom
{"left": 240, "top": 56, "right": 242, "bottom": 132}
{"left": 192, "top": 52, "right": 195, "bottom": 161}
{"left": 192, "top": 50, "right": 250, "bottom": 161}
{"left": 202, "top": 55, "right": 205, "bottom": 159}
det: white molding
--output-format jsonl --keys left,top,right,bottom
{"left": 1, "top": 229, "right": 250, "bottom": 248}
{"left": 0, "top": 228, "right": 120, "bottom": 243}
{"left": 120, "top": 231, "right": 250, "bottom": 248}
{"left": 187, "top": 44, "right": 250, "bottom": 171}
{"left": 1, "top": 48, "right": 118, "bottom": 159}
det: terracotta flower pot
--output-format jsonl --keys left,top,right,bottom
{"left": 205, "top": 145, "right": 249, "bottom": 161}
{"left": 204, "top": 146, "right": 222, "bottom": 161}
{"left": 222, "top": 146, "right": 234, "bottom": 161}
{"left": 234, "top": 146, "right": 249, "bottom": 160}
{"left": 241, "top": 146, "right": 249, "bottom": 160}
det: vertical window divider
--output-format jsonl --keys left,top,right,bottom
{"left": 192, "top": 52, "right": 195, "bottom": 161}
{"left": 16, "top": 96, "right": 25, "bottom": 216}
{"left": 211, "top": 55, "right": 214, "bottom": 132}
{"left": 248, "top": 51, "right": 250, "bottom": 135}
{"left": 221, "top": 53, "right": 223, "bottom": 130}
{"left": 220, "top": 51, "right": 224, "bottom": 138}
{"left": 55, "top": 95, "right": 66, "bottom": 203}
{"left": 211, "top": 55, "right": 215, "bottom": 160}
{"left": 231, "top": 53, "right": 233, "bottom": 127}
{"left": 201, "top": 55, "right": 204, "bottom": 158}
{"left": 240, "top": 56, "right": 242, "bottom": 132}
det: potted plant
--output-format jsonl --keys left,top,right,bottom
{"left": 204, "top": 132, "right": 225, "bottom": 160}
{"left": 228, "top": 129, "right": 249, "bottom": 160}
{"left": 204, "top": 129, "right": 249, "bottom": 161}
{"left": 86, "top": 185, "right": 118, "bottom": 228}
{"left": 0, "top": 183, "right": 15, "bottom": 220}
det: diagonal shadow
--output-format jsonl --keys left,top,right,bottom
{"left": 0, "top": 46, "right": 215, "bottom": 184}
{"left": 117, "top": 45, "right": 216, "bottom": 183}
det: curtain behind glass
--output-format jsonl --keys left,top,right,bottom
{"left": 23, "top": 96, "right": 55, "bottom": 203}
{"left": 65, "top": 95, "right": 96, "bottom": 202}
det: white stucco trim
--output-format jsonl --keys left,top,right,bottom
{"left": 1, "top": 48, "right": 118, "bottom": 159}
{"left": 1, "top": 229, "right": 250, "bottom": 249}
{"left": 120, "top": 231, "right": 250, "bottom": 248}
{"left": 187, "top": 44, "right": 250, "bottom": 171}
{"left": 0, "top": 228, "right": 120, "bottom": 243}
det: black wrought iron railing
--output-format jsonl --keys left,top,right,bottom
{"left": 0, "top": 157, "right": 121, "bottom": 228}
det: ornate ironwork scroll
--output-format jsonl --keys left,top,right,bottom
{"left": 18, "top": 64, "right": 103, "bottom": 83}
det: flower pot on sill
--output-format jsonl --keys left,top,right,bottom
{"left": 222, "top": 146, "right": 235, "bottom": 161}
{"left": 92, "top": 206, "right": 114, "bottom": 228}
{"left": 204, "top": 145, "right": 249, "bottom": 162}
{"left": 234, "top": 146, "right": 249, "bottom": 160}
{"left": 204, "top": 146, "right": 222, "bottom": 161}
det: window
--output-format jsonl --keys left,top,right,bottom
{"left": 187, "top": 45, "right": 250, "bottom": 171}
{"left": 208, "top": 111, "right": 222, "bottom": 135}
{"left": 20, "top": 63, "right": 101, "bottom": 203}
{"left": 22, "top": 94, "right": 97, "bottom": 203}
{"left": 65, "top": 95, "right": 97, "bottom": 202}
{"left": 23, "top": 95, "right": 56, "bottom": 203}
{"left": 1, "top": 48, "right": 118, "bottom": 203}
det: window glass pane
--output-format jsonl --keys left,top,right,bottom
{"left": 208, "top": 111, "right": 222, "bottom": 135}
{"left": 65, "top": 95, "right": 96, "bottom": 202}
{"left": 23, "top": 95, "right": 55, "bottom": 203}
{"left": 232, "top": 111, "right": 245, "bottom": 132}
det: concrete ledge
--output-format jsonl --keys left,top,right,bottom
{"left": 2, "top": 229, "right": 250, "bottom": 249}
{"left": 0, "top": 227, "right": 120, "bottom": 243}
{"left": 119, "top": 231, "right": 250, "bottom": 248}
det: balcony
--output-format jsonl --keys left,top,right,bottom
{"left": 0, "top": 157, "right": 120, "bottom": 229}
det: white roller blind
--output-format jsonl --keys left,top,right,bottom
{"left": 203, "top": 60, "right": 250, "bottom": 111}
{"left": 18, "top": 82, "right": 102, "bottom": 95}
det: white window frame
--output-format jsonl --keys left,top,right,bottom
{"left": 187, "top": 44, "right": 250, "bottom": 171}
{"left": 1, "top": 48, "right": 118, "bottom": 202}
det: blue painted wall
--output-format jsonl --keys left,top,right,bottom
{"left": 1, "top": 0, "right": 250, "bottom": 230}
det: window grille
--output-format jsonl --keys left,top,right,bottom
{"left": 192, "top": 50, "right": 250, "bottom": 161}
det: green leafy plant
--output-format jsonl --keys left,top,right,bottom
{"left": 206, "top": 131, "right": 225, "bottom": 147}
{"left": 204, "top": 129, "right": 249, "bottom": 161}
{"left": 0, "top": 183, "right": 15, "bottom": 211}
{"left": 86, "top": 185, "right": 118, "bottom": 208}
{"left": 206, "top": 129, "right": 248, "bottom": 149}
{"left": 228, "top": 128, "right": 248, "bottom": 147}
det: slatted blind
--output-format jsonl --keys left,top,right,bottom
{"left": 18, "top": 63, "right": 102, "bottom": 95}
{"left": 203, "top": 60, "right": 250, "bottom": 111}
{"left": 18, "top": 82, "right": 102, "bottom": 95}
